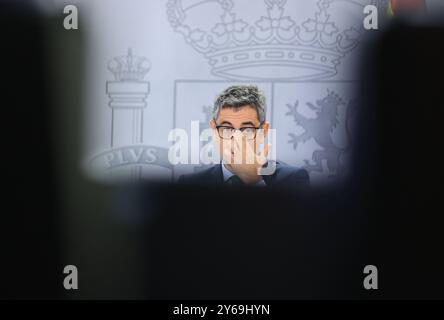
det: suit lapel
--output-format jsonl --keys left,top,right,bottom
{"left": 261, "top": 161, "right": 280, "bottom": 187}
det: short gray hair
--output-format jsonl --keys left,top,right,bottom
{"left": 213, "top": 85, "right": 266, "bottom": 124}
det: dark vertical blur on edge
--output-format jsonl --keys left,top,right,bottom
{"left": 0, "top": 0, "right": 61, "bottom": 299}
{"left": 352, "top": 8, "right": 444, "bottom": 298}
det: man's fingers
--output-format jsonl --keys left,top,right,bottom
{"left": 228, "top": 135, "right": 271, "bottom": 166}
{"left": 257, "top": 143, "right": 271, "bottom": 165}
{"left": 263, "top": 143, "right": 271, "bottom": 158}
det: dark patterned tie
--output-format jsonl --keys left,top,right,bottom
{"left": 227, "top": 175, "right": 244, "bottom": 186}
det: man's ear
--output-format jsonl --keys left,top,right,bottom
{"left": 210, "top": 119, "right": 216, "bottom": 129}
{"left": 255, "top": 122, "right": 269, "bottom": 145}
{"left": 262, "top": 122, "right": 270, "bottom": 137}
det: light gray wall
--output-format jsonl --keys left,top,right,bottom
{"left": 52, "top": 0, "right": 398, "bottom": 185}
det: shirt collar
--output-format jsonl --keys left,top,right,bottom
{"left": 221, "top": 161, "right": 235, "bottom": 182}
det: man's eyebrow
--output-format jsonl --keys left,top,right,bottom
{"left": 218, "top": 121, "right": 233, "bottom": 126}
{"left": 241, "top": 121, "right": 256, "bottom": 126}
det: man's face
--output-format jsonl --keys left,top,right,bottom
{"left": 210, "top": 105, "right": 269, "bottom": 165}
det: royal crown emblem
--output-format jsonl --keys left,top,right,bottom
{"left": 108, "top": 48, "right": 151, "bottom": 82}
{"left": 167, "top": 0, "right": 386, "bottom": 80}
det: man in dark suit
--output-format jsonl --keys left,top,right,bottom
{"left": 178, "top": 85, "right": 309, "bottom": 188}
{"left": 178, "top": 160, "right": 309, "bottom": 187}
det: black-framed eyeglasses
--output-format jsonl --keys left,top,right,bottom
{"left": 215, "top": 125, "right": 262, "bottom": 140}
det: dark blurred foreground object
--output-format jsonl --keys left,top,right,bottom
{"left": 143, "top": 183, "right": 365, "bottom": 299}
{"left": 0, "top": 2, "right": 60, "bottom": 299}
{"left": 354, "top": 17, "right": 444, "bottom": 298}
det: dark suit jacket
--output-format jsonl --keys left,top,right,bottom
{"left": 178, "top": 161, "right": 310, "bottom": 188}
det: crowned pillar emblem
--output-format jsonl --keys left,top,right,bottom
{"left": 88, "top": 46, "right": 173, "bottom": 182}
{"left": 107, "top": 48, "right": 151, "bottom": 147}
{"left": 88, "top": 49, "right": 173, "bottom": 182}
